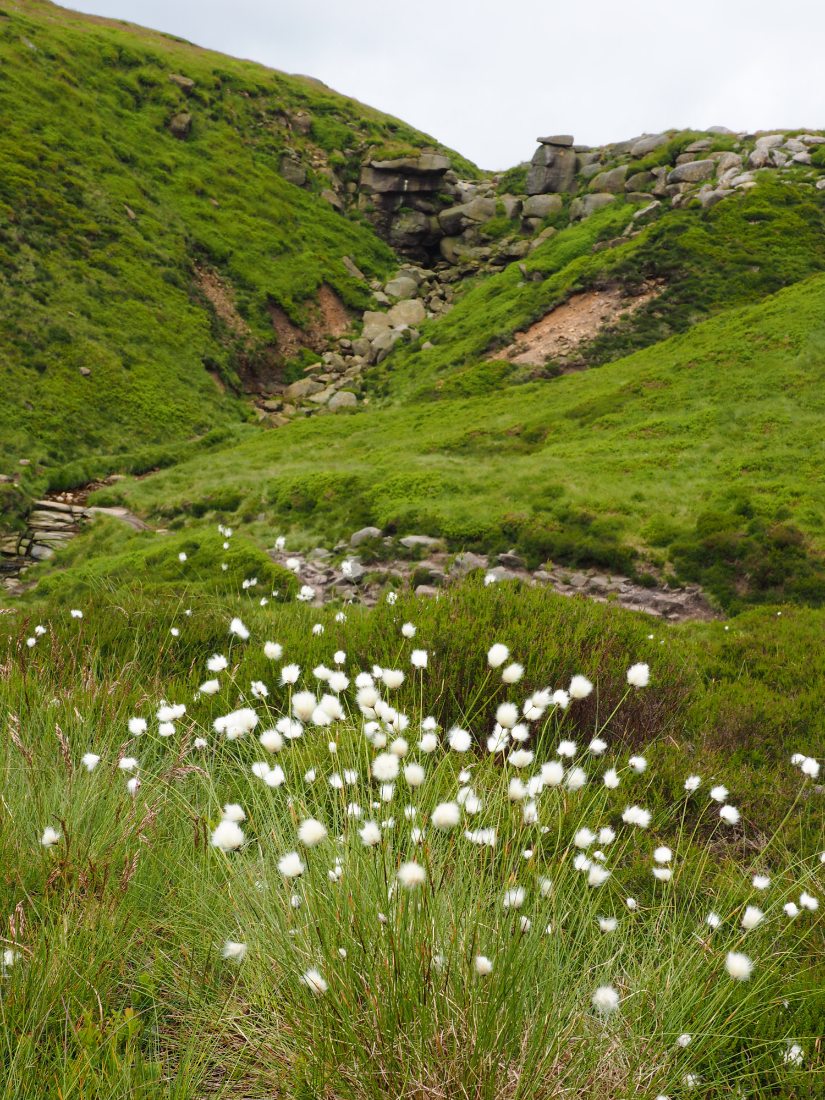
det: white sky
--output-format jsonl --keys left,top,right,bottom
{"left": 61, "top": 0, "right": 825, "bottom": 169}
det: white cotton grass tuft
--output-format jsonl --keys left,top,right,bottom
{"left": 41, "top": 826, "right": 61, "bottom": 848}
{"left": 719, "top": 804, "right": 740, "bottom": 825}
{"left": 396, "top": 861, "right": 427, "bottom": 889}
{"left": 626, "top": 662, "right": 650, "bottom": 687}
{"left": 221, "top": 941, "right": 247, "bottom": 963}
{"left": 591, "top": 985, "right": 620, "bottom": 1014}
{"left": 300, "top": 968, "right": 328, "bottom": 994}
{"left": 431, "top": 802, "right": 460, "bottom": 829}
{"left": 128, "top": 717, "right": 147, "bottom": 736}
{"left": 229, "top": 617, "right": 249, "bottom": 641}
{"left": 448, "top": 727, "right": 471, "bottom": 753}
{"left": 501, "top": 662, "right": 523, "bottom": 684}
{"left": 81, "top": 752, "right": 100, "bottom": 772}
{"left": 207, "top": 654, "right": 228, "bottom": 673}
{"left": 622, "top": 806, "right": 651, "bottom": 828}
{"left": 741, "top": 906, "right": 764, "bottom": 931}
{"left": 474, "top": 955, "right": 493, "bottom": 975}
{"left": 359, "top": 821, "right": 381, "bottom": 847}
{"left": 278, "top": 851, "right": 305, "bottom": 878}
{"left": 725, "top": 951, "right": 753, "bottom": 981}
{"left": 569, "top": 674, "right": 593, "bottom": 700}
{"left": 298, "top": 819, "right": 327, "bottom": 847}
{"left": 264, "top": 641, "right": 283, "bottom": 660}
{"left": 502, "top": 887, "right": 525, "bottom": 910}
{"left": 487, "top": 643, "right": 509, "bottom": 668}
{"left": 211, "top": 819, "right": 244, "bottom": 852}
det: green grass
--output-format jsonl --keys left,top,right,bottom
{"left": 54, "top": 271, "right": 825, "bottom": 611}
{"left": 0, "top": 578, "right": 821, "bottom": 1097}
{"left": 0, "top": 0, "right": 476, "bottom": 508}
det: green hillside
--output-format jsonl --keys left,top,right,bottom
{"left": 376, "top": 176, "right": 825, "bottom": 400}
{"left": 0, "top": 0, "right": 473, "bottom": 510}
{"left": 50, "top": 271, "right": 823, "bottom": 612}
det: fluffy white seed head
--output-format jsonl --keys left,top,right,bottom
{"left": 592, "top": 985, "right": 620, "bottom": 1013}
{"left": 448, "top": 727, "right": 471, "bottom": 752}
{"left": 626, "top": 663, "right": 650, "bottom": 687}
{"left": 431, "top": 802, "right": 460, "bottom": 829}
{"left": 298, "top": 819, "right": 327, "bottom": 847}
{"left": 278, "top": 851, "right": 305, "bottom": 878}
{"left": 725, "top": 951, "right": 753, "bottom": 981}
{"left": 569, "top": 674, "right": 593, "bottom": 700}
{"left": 487, "top": 644, "right": 509, "bottom": 668}
{"left": 211, "top": 820, "right": 244, "bottom": 852}
{"left": 229, "top": 617, "right": 249, "bottom": 641}
{"left": 397, "top": 861, "right": 427, "bottom": 889}
{"left": 300, "top": 968, "right": 328, "bottom": 994}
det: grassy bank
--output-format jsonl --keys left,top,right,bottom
{"left": 0, "top": 576, "right": 821, "bottom": 1097}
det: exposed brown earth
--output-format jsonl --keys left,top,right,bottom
{"left": 501, "top": 284, "right": 660, "bottom": 367}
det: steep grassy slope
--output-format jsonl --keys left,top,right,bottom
{"left": 0, "top": 0, "right": 475, "bottom": 513}
{"left": 376, "top": 176, "right": 825, "bottom": 400}
{"left": 63, "top": 272, "right": 825, "bottom": 611}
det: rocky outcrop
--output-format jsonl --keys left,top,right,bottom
{"left": 267, "top": 530, "right": 719, "bottom": 621}
{"left": 526, "top": 137, "right": 578, "bottom": 195}
{"left": 1, "top": 490, "right": 147, "bottom": 594}
{"left": 357, "top": 153, "right": 453, "bottom": 260}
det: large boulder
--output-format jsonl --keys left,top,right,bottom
{"left": 384, "top": 274, "right": 418, "bottom": 299}
{"left": 569, "top": 193, "right": 615, "bottom": 220}
{"left": 537, "top": 134, "right": 574, "bottom": 146}
{"left": 350, "top": 526, "right": 382, "bottom": 546}
{"left": 630, "top": 133, "right": 668, "bottom": 157}
{"left": 280, "top": 156, "right": 307, "bottom": 187}
{"left": 522, "top": 194, "right": 562, "bottom": 219}
{"left": 526, "top": 143, "right": 577, "bottom": 195}
{"left": 590, "top": 165, "right": 628, "bottom": 194}
{"left": 328, "top": 390, "right": 358, "bottom": 410}
{"left": 667, "top": 159, "right": 716, "bottom": 184}
{"left": 169, "top": 73, "right": 195, "bottom": 92}
{"left": 362, "top": 311, "right": 392, "bottom": 341}
{"left": 283, "top": 378, "right": 323, "bottom": 403}
{"left": 387, "top": 298, "right": 426, "bottom": 327}
{"left": 389, "top": 209, "right": 439, "bottom": 252}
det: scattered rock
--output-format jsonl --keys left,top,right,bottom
{"left": 522, "top": 194, "right": 562, "bottom": 219}
{"left": 400, "top": 535, "right": 444, "bottom": 550}
{"left": 569, "top": 193, "right": 615, "bottom": 220}
{"left": 667, "top": 159, "right": 716, "bottom": 183}
{"left": 168, "top": 112, "right": 192, "bottom": 139}
{"left": 169, "top": 73, "right": 195, "bottom": 92}
{"left": 387, "top": 298, "right": 426, "bottom": 327}
{"left": 327, "top": 390, "right": 357, "bottom": 410}
{"left": 590, "top": 165, "right": 628, "bottom": 194}
{"left": 283, "top": 378, "right": 324, "bottom": 403}
{"left": 629, "top": 133, "right": 668, "bottom": 157}
{"left": 384, "top": 275, "right": 418, "bottom": 299}
{"left": 350, "top": 526, "right": 382, "bottom": 547}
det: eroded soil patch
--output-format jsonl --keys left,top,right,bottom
{"left": 501, "top": 284, "right": 660, "bottom": 367}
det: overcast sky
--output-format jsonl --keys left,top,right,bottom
{"left": 61, "top": 1, "right": 825, "bottom": 169}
